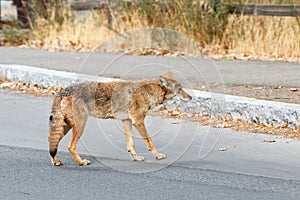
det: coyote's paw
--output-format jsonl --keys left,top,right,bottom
{"left": 131, "top": 154, "right": 145, "bottom": 161}
{"left": 79, "top": 159, "right": 91, "bottom": 166}
{"left": 51, "top": 159, "right": 62, "bottom": 166}
{"left": 154, "top": 152, "right": 166, "bottom": 160}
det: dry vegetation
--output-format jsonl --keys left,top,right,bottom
{"left": 0, "top": 77, "right": 61, "bottom": 96}
{"left": 217, "top": 15, "right": 300, "bottom": 62}
{"left": 223, "top": 0, "right": 299, "bottom": 4}
{"left": 2, "top": 0, "right": 298, "bottom": 62}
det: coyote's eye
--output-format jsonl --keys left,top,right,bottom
{"left": 174, "top": 86, "right": 182, "bottom": 94}
{"left": 49, "top": 115, "right": 53, "bottom": 121}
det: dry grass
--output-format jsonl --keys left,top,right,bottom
{"left": 28, "top": 9, "right": 114, "bottom": 51}
{"left": 14, "top": 0, "right": 300, "bottom": 62}
{"left": 0, "top": 77, "right": 62, "bottom": 96}
{"left": 223, "top": 0, "right": 298, "bottom": 4}
{"left": 212, "top": 15, "right": 300, "bottom": 62}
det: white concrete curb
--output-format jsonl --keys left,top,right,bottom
{"left": 0, "top": 64, "right": 118, "bottom": 87}
{"left": 1, "top": 64, "right": 299, "bottom": 128}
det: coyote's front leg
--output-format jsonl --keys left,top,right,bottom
{"left": 133, "top": 121, "right": 166, "bottom": 160}
{"left": 122, "top": 119, "right": 145, "bottom": 161}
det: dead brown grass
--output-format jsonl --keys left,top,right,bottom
{"left": 215, "top": 15, "right": 300, "bottom": 62}
{"left": 17, "top": 1, "right": 299, "bottom": 62}
{"left": 223, "top": 0, "right": 298, "bottom": 4}
{"left": 0, "top": 78, "right": 61, "bottom": 96}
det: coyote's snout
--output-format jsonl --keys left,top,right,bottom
{"left": 48, "top": 71, "right": 191, "bottom": 166}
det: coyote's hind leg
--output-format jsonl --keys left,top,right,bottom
{"left": 68, "top": 124, "right": 90, "bottom": 166}
{"left": 66, "top": 100, "right": 90, "bottom": 166}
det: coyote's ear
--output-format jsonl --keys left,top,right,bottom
{"left": 164, "top": 71, "right": 173, "bottom": 78}
{"left": 159, "top": 76, "right": 169, "bottom": 87}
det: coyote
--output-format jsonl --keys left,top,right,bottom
{"left": 48, "top": 71, "right": 192, "bottom": 166}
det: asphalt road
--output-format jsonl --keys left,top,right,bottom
{"left": 1, "top": 91, "right": 300, "bottom": 199}
{"left": 1, "top": 47, "right": 299, "bottom": 91}
{"left": 1, "top": 145, "right": 299, "bottom": 200}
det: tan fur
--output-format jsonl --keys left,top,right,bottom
{"left": 48, "top": 72, "right": 192, "bottom": 166}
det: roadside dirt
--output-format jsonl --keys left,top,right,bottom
{"left": 0, "top": 78, "right": 62, "bottom": 96}
{"left": 1, "top": 77, "right": 299, "bottom": 140}
{"left": 217, "top": 84, "right": 300, "bottom": 105}
{"left": 151, "top": 109, "right": 300, "bottom": 140}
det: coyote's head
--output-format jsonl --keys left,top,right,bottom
{"left": 159, "top": 71, "right": 192, "bottom": 101}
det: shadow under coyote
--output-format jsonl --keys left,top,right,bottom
{"left": 48, "top": 71, "right": 192, "bottom": 166}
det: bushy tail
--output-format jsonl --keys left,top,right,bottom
{"left": 48, "top": 96, "right": 68, "bottom": 159}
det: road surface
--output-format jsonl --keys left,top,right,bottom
{"left": 0, "top": 91, "right": 299, "bottom": 199}
{"left": 1, "top": 47, "right": 299, "bottom": 91}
